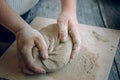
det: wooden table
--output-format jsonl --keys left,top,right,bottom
{"left": 0, "top": 0, "right": 120, "bottom": 80}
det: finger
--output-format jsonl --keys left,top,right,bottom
{"left": 57, "top": 16, "right": 68, "bottom": 42}
{"left": 22, "top": 68, "right": 35, "bottom": 75}
{"left": 69, "top": 25, "right": 81, "bottom": 62}
{"left": 20, "top": 45, "right": 46, "bottom": 73}
{"left": 17, "top": 53, "right": 35, "bottom": 75}
{"left": 69, "top": 43, "right": 80, "bottom": 62}
{"left": 35, "top": 34, "right": 48, "bottom": 60}
{"left": 69, "top": 43, "right": 80, "bottom": 63}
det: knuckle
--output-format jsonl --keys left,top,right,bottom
{"left": 39, "top": 48, "right": 46, "bottom": 53}
{"left": 20, "top": 47, "right": 31, "bottom": 57}
{"left": 34, "top": 32, "right": 41, "bottom": 38}
{"left": 71, "top": 49, "right": 79, "bottom": 59}
{"left": 57, "top": 17, "right": 68, "bottom": 24}
{"left": 68, "top": 30, "right": 73, "bottom": 35}
{"left": 20, "top": 47, "right": 27, "bottom": 54}
{"left": 60, "top": 24, "right": 68, "bottom": 31}
{"left": 74, "top": 43, "right": 81, "bottom": 51}
{"left": 37, "top": 42, "right": 47, "bottom": 50}
{"left": 72, "top": 44, "right": 80, "bottom": 56}
{"left": 36, "top": 42, "right": 48, "bottom": 53}
{"left": 35, "top": 36, "right": 40, "bottom": 41}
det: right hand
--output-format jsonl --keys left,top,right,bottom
{"left": 15, "top": 26, "right": 48, "bottom": 75}
{"left": 57, "top": 11, "right": 81, "bottom": 63}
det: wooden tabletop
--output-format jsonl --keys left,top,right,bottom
{"left": 0, "top": 17, "right": 120, "bottom": 80}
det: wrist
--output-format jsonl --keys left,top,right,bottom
{"left": 14, "top": 24, "right": 31, "bottom": 35}
{"left": 60, "top": 10, "right": 77, "bottom": 18}
{"left": 61, "top": 8, "right": 76, "bottom": 14}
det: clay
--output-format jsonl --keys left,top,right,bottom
{"left": 26, "top": 46, "right": 98, "bottom": 80}
{"left": 32, "top": 24, "right": 72, "bottom": 72}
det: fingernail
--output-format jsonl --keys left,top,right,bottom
{"left": 63, "top": 35, "right": 68, "bottom": 41}
{"left": 60, "top": 33, "right": 68, "bottom": 42}
{"left": 45, "top": 54, "right": 48, "bottom": 59}
{"left": 42, "top": 53, "right": 48, "bottom": 60}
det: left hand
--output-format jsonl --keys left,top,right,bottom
{"left": 57, "top": 11, "right": 81, "bottom": 62}
{"left": 15, "top": 26, "right": 48, "bottom": 75}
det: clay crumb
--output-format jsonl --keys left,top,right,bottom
{"left": 110, "top": 49, "right": 113, "bottom": 51}
{"left": 92, "top": 31, "right": 109, "bottom": 42}
{"left": 111, "top": 45, "right": 116, "bottom": 48}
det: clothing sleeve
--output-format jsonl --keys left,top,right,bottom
{"left": 5, "top": 0, "right": 39, "bottom": 15}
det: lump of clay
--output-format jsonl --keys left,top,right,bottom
{"left": 33, "top": 24, "right": 72, "bottom": 73}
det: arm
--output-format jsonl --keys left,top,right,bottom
{"left": 0, "top": 0, "right": 48, "bottom": 74}
{"left": 61, "top": 0, "right": 76, "bottom": 14}
{"left": 0, "top": 0, "right": 29, "bottom": 34}
{"left": 58, "top": 0, "right": 81, "bottom": 62}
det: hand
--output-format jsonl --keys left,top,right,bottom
{"left": 57, "top": 11, "right": 81, "bottom": 62}
{"left": 15, "top": 26, "right": 48, "bottom": 75}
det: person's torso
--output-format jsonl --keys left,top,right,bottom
{"left": 5, "top": 0, "right": 39, "bottom": 15}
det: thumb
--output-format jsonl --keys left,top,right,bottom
{"left": 57, "top": 18, "right": 68, "bottom": 42}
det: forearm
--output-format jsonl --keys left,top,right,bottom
{"left": 61, "top": 0, "right": 76, "bottom": 14}
{"left": 0, "top": 0, "right": 30, "bottom": 34}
